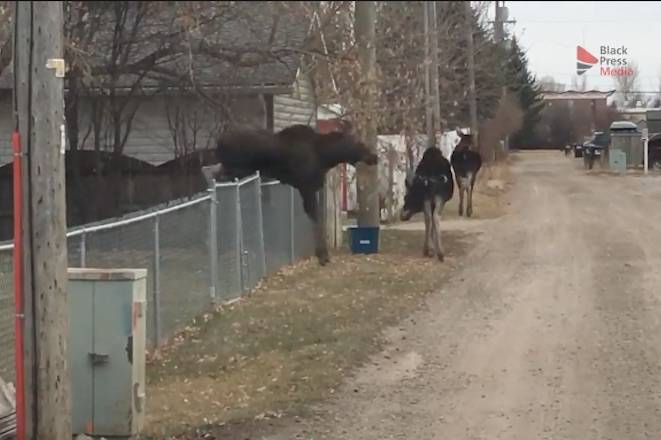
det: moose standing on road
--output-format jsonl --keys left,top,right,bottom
{"left": 400, "top": 146, "right": 454, "bottom": 262}
{"left": 202, "top": 124, "right": 378, "bottom": 267}
{"left": 450, "top": 130, "right": 483, "bottom": 218}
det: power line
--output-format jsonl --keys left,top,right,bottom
{"left": 515, "top": 18, "right": 661, "bottom": 24}
{"left": 541, "top": 72, "right": 661, "bottom": 80}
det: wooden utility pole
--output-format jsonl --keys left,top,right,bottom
{"left": 494, "top": 1, "right": 516, "bottom": 154}
{"left": 430, "top": 2, "right": 442, "bottom": 142}
{"left": 355, "top": 1, "right": 379, "bottom": 227}
{"left": 13, "top": 3, "right": 33, "bottom": 439}
{"left": 423, "top": 2, "right": 433, "bottom": 147}
{"left": 494, "top": 1, "right": 504, "bottom": 43}
{"left": 14, "top": 2, "right": 72, "bottom": 439}
{"left": 465, "top": 0, "right": 479, "bottom": 148}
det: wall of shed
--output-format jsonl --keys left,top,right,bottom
{"left": 0, "top": 93, "right": 267, "bottom": 167}
{"left": 1, "top": 77, "right": 318, "bottom": 167}
{"left": 273, "top": 72, "right": 317, "bottom": 131}
{"left": 77, "top": 94, "right": 267, "bottom": 165}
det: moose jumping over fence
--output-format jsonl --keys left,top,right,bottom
{"left": 202, "top": 124, "right": 378, "bottom": 266}
{"left": 400, "top": 146, "right": 454, "bottom": 262}
{"left": 450, "top": 129, "right": 482, "bottom": 218}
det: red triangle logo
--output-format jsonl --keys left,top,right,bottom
{"left": 577, "top": 45, "right": 598, "bottom": 65}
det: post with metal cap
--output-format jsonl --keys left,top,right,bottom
{"left": 643, "top": 127, "right": 649, "bottom": 175}
{"left": 80, "top": 229, "right": 87, "bottom": 268}
{"left": 235, "top": 180, "right": 245, "bottom": 293}
{"left": 255, "top": 172, "right": 267, "bottom": 278}
{"left": 153, "top": 214, "right": 162, "bottom": 348}
{"left": 14, "top": 2, "right": 72, "bottom": 438}
{"left": 208, "top": 180, "right": 219, "bottom": 302}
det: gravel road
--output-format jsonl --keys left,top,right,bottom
{"left": 260, "top": 151, "right": 661, "bottom": 440}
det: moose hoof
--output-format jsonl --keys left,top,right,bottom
{"left": 316, "top": 251, "right": 331, "bottom": 266}
{"left": 437, "top": 252, "right": 445, "bottom": 262}
{"left": 423, "top": 247, "right": 433, "bottom": 258}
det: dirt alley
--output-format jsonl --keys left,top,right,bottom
{"left": 252, "top": 151, "right": 661, "bottom": 440}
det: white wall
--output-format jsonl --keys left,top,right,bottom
{"left": 344, "top": 131, "right": 463, "bottom": 220}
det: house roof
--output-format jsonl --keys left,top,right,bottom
{"left": 541, "top": 90, "right": 616, "bottom": 101}
{"left": 0, "top": 2, "right": 312, "bottom": 93}
{"left": 619, "top": 107, "right": 661, "bottom": 114}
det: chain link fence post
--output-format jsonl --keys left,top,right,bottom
{"left": 255, "top": 173, "right": 267, "bottom": 278}
{"left": 153, "top": 214, "right": 162, "bottom": 348}
{"left": 80, "top": 229, "right": 87, "bottom": 268}
{"left": 208, "top": 181, "right": 219, "bottom": 303}
{"left": 235, "top": 181, "right": 245, "bottom": 293}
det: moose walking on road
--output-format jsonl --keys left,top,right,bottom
{"left": 400, "top": 146, "right": 454, "bottom": 261}
{"left": 202, "top": 124, "right": 378, "bottom": 266}
{"left": 450, "top": 130, "right": 482, "bottom": 218}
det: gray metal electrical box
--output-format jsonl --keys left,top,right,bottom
{"left": 68, "top": 268, "right": 148, "bottom": 438}
{"left": 609, "top": 149, "right": 627, "bottom": 173}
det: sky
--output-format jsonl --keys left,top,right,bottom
{"left": 490, "top": 1, "right": 661, "bottom": 95}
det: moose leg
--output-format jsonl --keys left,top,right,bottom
{"left": 431, "top": 196, "right": 444, "bottom": 261}
{"left": 301, "top": 189, "right": 330, "bottom": 266}
{"left": 458, "top": 182, "right": 465, "bottom": 217}
{"left": 422, "top": 199, "right": 433, "bottom": 257}
{"left": 467, "top": 172, "right": 475, "bottom": 218}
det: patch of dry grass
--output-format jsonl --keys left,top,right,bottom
{"left": 140, "top": 228, "right": 475, "bottom": 438}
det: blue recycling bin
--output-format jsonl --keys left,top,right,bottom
{"left": 348, "top": 226, "right": 380, "bottom": 254}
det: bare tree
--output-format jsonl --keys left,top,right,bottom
{"left": 2, "top": 1, "right": 323, "bottom": 222}
{"left": 652, "top": 76, "right": 661, "bottom": 108}
{"left": 571, "top": 74, "right": 588, "bottom": 92}
{"left": 0, "top": 1, "right": 325, "bottom": 162}
{"left": 613, "top": 61, "right": 641, "bottom": 107}
{"left": 539, "top": 75, "right": 565, "bottom": 92}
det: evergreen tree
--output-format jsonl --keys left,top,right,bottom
{"left": 505, "top": 37, "right": 544, "bottom": 148}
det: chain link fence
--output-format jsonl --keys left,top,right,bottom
{"left": 214, "top": 184, "right": 243, "bottom": 302}
{"left": 239, "top": 176, "right": 267, "bottom": 292}
{"left": 0, "top": 173, "right": 317, "bottom": 381}
{"left": 0, "top": 246, "right": 14, "bottom": 382}
{"left": 262, "top": 182, "right": 295, "bottom": 274}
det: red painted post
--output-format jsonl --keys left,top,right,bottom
{"left": 12, "top": 130, "right": 25, "bottom": 440}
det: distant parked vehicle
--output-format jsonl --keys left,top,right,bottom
{"left": 583, "top": 131, "right": 609, "bottom": 170}
{"left": 574, "top": 142, "right": 584, "bottom": 158}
